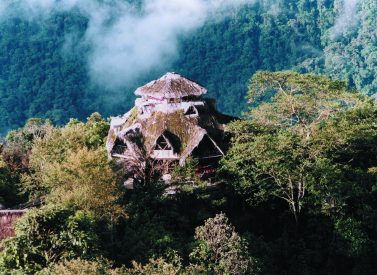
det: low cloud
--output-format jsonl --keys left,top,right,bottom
{"left": 331, "top": 0, "right": 360, "bottom": 38}
{"left": 84, "top": 0, "right": 257, "bottom": 90}
{"left": 0, "top": 0, "right": 256, "bottom": 90}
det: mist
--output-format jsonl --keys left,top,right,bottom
{"left": 0, "top": 0, "right": 256, "bottom": 90}
{"left": 331, "top": 0, "right": 360, "bottom": 38}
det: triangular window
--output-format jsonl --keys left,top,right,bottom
{"left": 154, "top": 135, "right": 172, "bottom": 150}
{"left": 185, "top": 106, "right": 198, "bottom": 116}
{"left": 112, "top": 138, "right": 128, "bottom": 155}
{"left": 153, "top": 131, "right": 181, "bottom": 154}
{"left": 192, "top": 135, "right": 223, "bottom": 159}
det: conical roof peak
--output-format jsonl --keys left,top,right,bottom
{"left": 135, "top": 72, "right": 207, "bottom": 98}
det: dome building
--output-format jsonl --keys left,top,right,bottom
{"left": 106, "top": 72, "right": 234, "bottom": 188}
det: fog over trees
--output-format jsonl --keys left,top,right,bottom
{"left": 1, "top": 1, "right": 377, "bottom": 274}
{"left": 0, "top": 0, "right": 376, "bottom": 133}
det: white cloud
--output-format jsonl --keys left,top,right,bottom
{"left": 331, "top": 0, "right": 360, "bottom": 38}
{"left": 84, "top": 0, "right": 256, "bottom": 89}
{"left": 0, "top": 0, "right": 256, "bottom": 90}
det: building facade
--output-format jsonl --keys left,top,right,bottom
{"left": 106, "top": 72, "right": 234, "bottom": 187}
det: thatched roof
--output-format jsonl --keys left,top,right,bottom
{"left": 107, "top": 73, "right": 237, "bottom": 170}
{"left": 107, "top": 106, "right": 231, "bottom": 164}
{"left": 135, "top": 72, "right": 207, "bottom": 98}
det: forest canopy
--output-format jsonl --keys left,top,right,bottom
{"left": 1, "top": 72, "right": 377, "bottom": 274}
{"left": 0, "top": 0, "right": 376, "bottom": 134}
{"left": 1, "top": 0, "right": 377, "bottom": 274}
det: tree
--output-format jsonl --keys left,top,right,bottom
{"left": 0, "top": 158, "right": 21, "bottom": 208}
{"left": 20, "top": 113, "right": 110, "bottom": 200}
{"left": 0, "top": 205, "right": 100, "bottom": 273}
{"left": 222, "top": 72, "right": 369, "bottom": 222}
{"left": 126, "top": 251, "right": 184, "bottom": 275}
{"left": 248, "top": 71, "right": 363, "bottom": 139}
{"left": 39, "top": 258, "right": 117, "bottom": 275}
{"left": 171, "top": 157, "right": 206, "bottom": 193}
{"left": 310, "top": 101, "right": 377, "bottom": 258}
{"left": 1, "top": 118, "right": 53, "bottom": 171}
{"left": 118, "top": 143, "right": 163, "bottom": 187}
{"left": 190, "top": 213, "right": 255, "bottom": 274}
{"left": 45, "top": 148, "right": 126, "bottom": 220}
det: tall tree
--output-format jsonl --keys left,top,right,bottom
{"left": 222, "top": 71, "right": 369, "bottom": 222}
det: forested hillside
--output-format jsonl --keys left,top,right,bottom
{"left": 1, "top": 72, "right": 376, "bottom": 274}
{"left": 175, "top": 0, "right": 377, "bottom": 113}
{"left": 1, "top": 1, "right": 377, "bottom": 274}
{"left": 0, "top": 0, "right": 376, "bottom": 134}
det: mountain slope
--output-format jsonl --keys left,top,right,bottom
{"left": 0, "top": 0, "right": 376, "bottom": 133}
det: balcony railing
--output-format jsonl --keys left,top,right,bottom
{"left": 151, "top": 150, "right": 179, "bottom": 160}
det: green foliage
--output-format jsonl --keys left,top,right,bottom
{"left": 220, "top": 72, "right": 377, "bottom": 273}
{"left": 45, "top": 148, "right": 126, "bottom": 219}
{"left": 115, "top": 175, "right": 235, "bottom": 268}
{"left": 0, "top": 14, "right": 85, "bottom": 133}
{"left": 82, "top": 113, "right": 111, "bottom": 149}
{"left": 0, "top": 205, "right": 100, "bottom": 273}
{"left": 118, "top": 183, "right": 180, "bottom": 264}
{"left": 0, "top": 158, "right": 20, "bottom": 207}
{"left": 190, "top": 213, "right": 256, "bottom": 275}
{"left": 222, "top": 72, "right": 372, "bottom": 222}
{"left": 124, "top": 214, "right": 256, "bottom": 275}
{"left": 1, "top": 118, "right": 53, "bottom": 171}
{"left": 248, "top": 71, "right": 364, "bottom": 137}
{"left": 0, "top": 5, "right": 377, "bottom": 265}
{"left": 0, "top": 113, "right": 126, "bottom": 273}
{"left": 322, "top": 0, "right": 377, "bottom": 96}
{"left": 174, "top": 1, "right": 324, "bottom": 115}
{"left": 20, "top": 113, "right": 111, "bottom": 200}
{"left": 0, "top": 119, "right": 52, "bottom": 207}
{"left": 38, "top": 258, "right": 117, "bottom": 275}
{"left": 171, "top": 158, "right": 206, "bottom": 192}
{"left": 126, "top": 251, "right": 184, "bottom": 275}
{"left": 334, "top": 217, "right": 368, "bottom": 256}
{"left": 1, "top": 0, "right": 377, "bottom": 133}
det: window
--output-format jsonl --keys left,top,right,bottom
{"left": 112, "top": 138, "right": 127, "bottom": 155}
{"left": 192, "top": 135, "right": 223, "bottom": 159}
{"left": 154, "top": 131, "right": 181, "bottom": 153}
{"left": 185, "top": 106, "right": 198, "bottom": 116}
{"left": 154, "top": 135, "right": 172, "bottom": 150}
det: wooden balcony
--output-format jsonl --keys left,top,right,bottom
{"left": 151, "top": 150, "right": 179, "bottom": 160}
